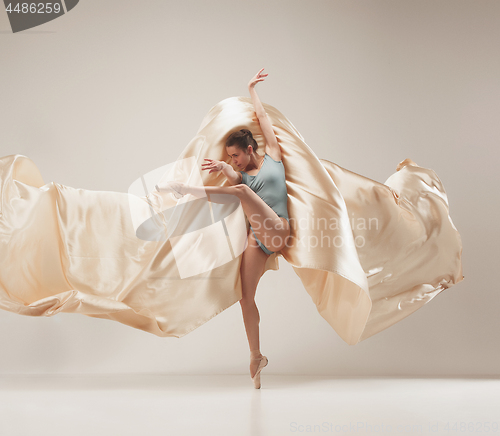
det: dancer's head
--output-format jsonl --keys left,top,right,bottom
{"left": 225, "top": 129, "right": 258, "bottom": 170}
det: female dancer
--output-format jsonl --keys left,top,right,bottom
{"left": 156, "top": 68, "right": 290, "bottom": 388}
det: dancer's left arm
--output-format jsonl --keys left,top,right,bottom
{"left": 248, "top": 69, "right": 281, "bottom": 161}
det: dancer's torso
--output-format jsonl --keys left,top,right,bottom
{"left": 240, "top": 153, "right": 289, "bottom": 221}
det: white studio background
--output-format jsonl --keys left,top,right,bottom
{"left": 0, "top": 0, "right": 497, "bottom": 377}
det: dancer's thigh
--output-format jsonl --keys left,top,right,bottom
{"left": 236, "top": 185, "right": 289, "bottom": 251}
{"left": 240, "top": 229, "right": 269, "bottom": 303}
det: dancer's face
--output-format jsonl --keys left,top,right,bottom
{"left": 226, "top": 145, "right": 252, "bottom": 170}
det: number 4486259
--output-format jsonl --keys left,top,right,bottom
{"left": 5, "top": 3, "right": 62, "bottom": 14}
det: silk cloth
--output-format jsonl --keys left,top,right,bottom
{"left": 0, "top": 96, "right": 464, "bottom": 345}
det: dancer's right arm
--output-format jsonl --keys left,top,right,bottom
{"left": 221, "top": 162, "right": 243, "bottom": 185}
{"left": 202, "top": 158, "right": 242, "bottom": 185}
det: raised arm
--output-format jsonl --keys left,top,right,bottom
{"left": 248, "top": 68, "right": 282, "bottom": 161}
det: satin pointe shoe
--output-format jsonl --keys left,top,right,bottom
{"left": 250, "top": 355, "right": 269, "bottom": 389}
{"left": 155, "top": 181, "right": 184, "bottom": 200}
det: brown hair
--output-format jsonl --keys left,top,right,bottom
{"left": 225, "top": 129, "right": 258, "bottom": 153}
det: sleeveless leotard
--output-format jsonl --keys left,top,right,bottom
{"left": 240, "top": 153, "right": 289, "bottom": 255}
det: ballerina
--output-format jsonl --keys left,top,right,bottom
{"left": 156, "top": 68, "right": 287, "bottom": 388}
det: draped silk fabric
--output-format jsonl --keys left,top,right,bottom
{"left": 0, "top": 96, "right": 464, "bottom": 345}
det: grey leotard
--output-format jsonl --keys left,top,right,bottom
{"left": 240, "top": 153, "right": 289, "bottom": 254}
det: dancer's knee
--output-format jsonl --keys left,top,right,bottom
{"left": 240, "top": 296, "right": 259, "bottom": 314}
{"left": 233, "top": 183, "right": 251, "bottom": 199}
{"left": 240, "top": 294, "right": 253, "bottom": 306}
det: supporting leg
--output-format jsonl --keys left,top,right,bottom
{"left": 239, "top": 230, "right": 269, "bottom": 377}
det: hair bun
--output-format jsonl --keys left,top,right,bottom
{"left": 225, "top": 128, "right": 258, "bottom": 153}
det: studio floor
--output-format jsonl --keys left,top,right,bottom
{"left": 0, "top": 375, "right": 498, "bottom": 435}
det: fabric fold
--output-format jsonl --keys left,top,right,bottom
{"left": 0, "top": 96, "right": 464, "bottom": 344}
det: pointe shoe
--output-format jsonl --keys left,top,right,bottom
{"left": 155, "top": 182, "right": 184, "bottom": 199}
{"left": 250, "top": 355, "right": 268, "bottom": 389}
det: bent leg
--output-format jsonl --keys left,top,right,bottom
{"left": 179, "top": 183, "right": 240, "bottom": 203}
{"left": 181, "top": 183, "right": 290, "bottom": 251}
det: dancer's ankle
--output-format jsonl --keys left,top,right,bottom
{"left": 250, "top": 349, "right": 262, "bottom": 359}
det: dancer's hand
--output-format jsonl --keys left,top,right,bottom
{"left": 201, "top": 158, "right": 226, "bottom": 174}
{"left": 248, "top": 68, "right": 268, "bottom": 89}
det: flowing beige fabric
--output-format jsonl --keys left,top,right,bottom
{"left": 0, "top": 96, "right": 464, "bottom": 345}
